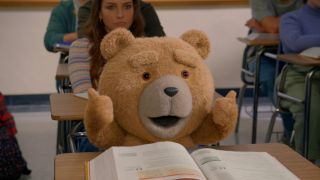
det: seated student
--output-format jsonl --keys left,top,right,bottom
{"left": 245, "top": 0, "right": 304, "bottom": 142}
{"left": 44, "top": 0, "right": 88, "bottom": 52}
{"left": 279, "top": 0, "right": 320, "bottom": 164}
{"left": 0, "top": 92, "right": 31, "bottom": 179}
{"left": 68, "top": 0, "right": 165, "bottom": 151}
{"left": 77, "top": 0, "right": 165, "bottom": 38}
{"left": 69, "top": 0, "right": 165, "bottom": 93}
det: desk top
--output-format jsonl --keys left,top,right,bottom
{"left": 50, "top": 93, "right": 86, "bottom": 121}
{"left": 56, "top": 64, "right": 69, "bottom": 80}
{"left": 50, "top": 92, "right": 223, "bottom": 121}
{"left": 237, "top": 37, "right": 279, "bottom": 46}
{"left": 277, "top": 54, "right": 320, "bottom": 67}
{"left": 55, "top": 143, "right": 320, "bottom": 180}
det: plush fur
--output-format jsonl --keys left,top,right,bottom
{"left": 84, "top": 28, "right": 238, "bottom": 149}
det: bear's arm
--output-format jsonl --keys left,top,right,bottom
{"left": 84, "top": 88, "right": 126, "bottom": 149}
{"left": 191, "top": 91, "right": 237, "bottom": 144}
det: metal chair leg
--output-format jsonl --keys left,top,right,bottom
{"left": 235, "top": 84, "right": 247, "bottom": 133}
{"left": 265, "top": 109, "right": 280, "bottom": 143}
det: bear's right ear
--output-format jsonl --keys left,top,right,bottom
{"left": 100, "top": 28, "right": 135, "bottom": 61}
{"left": 180, "top": 29, "right": 210, "bottom": 60}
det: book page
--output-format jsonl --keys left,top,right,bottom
{"left": 112, "top": 141, "right": 206, "bottom": 180}
{"left": 191, "top": 148, "right": 299, "bottom": 180}
{"left": 300, "top": 47, "right": 320, "bottom": 59}
{"left": 89, "top": 148, "right": 116, "bottom": 180}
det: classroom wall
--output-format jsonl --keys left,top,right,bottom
{"left": 0, "top": 5, "right": 250, "bottom": 95}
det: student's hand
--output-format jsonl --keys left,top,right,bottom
{"left": 245, "top": 18, "right": 265, "bottom": 33}
{"left": 245, "top": 18, "right": 266, "bottom": 33}
{"left": 260, "top": 16, "right": 280, "bottom": 34}
{"left": 245, "top": 18, "right": 261, "bottom": 32}
{"left": 63, "top": 32, "right": 78, "bottom": 43}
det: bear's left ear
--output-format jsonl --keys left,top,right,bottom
{"left": 180, "top": 30, "right": 210, "bottom": 59}
{"left": 100, "top": 28, "right": 135, "bottom": 61}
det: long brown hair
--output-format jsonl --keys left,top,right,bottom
{"left": 85, "top": 0, "right": 145, "bottom": 88}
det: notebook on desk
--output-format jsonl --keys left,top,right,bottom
{"left": 54, "top": 42, "right": 71, "bottom": 51}
{"left": 247, "top": 32, "right": 279, "bottom": 41}
{"left": 300, "top": 47, "right": 320, "bottom": 59}
{"left": 74, "top": 92, "right": 88, "bottom": 100}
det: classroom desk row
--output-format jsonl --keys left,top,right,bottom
{"left": 50, "top": 92, "right": 223, "bottom": 121}
{"left": 52, "top": 52, "right": 320, "bottom": 180}
{"left": 54, "top": 143, "right": 320, "bottom": 180}
{"left": 237, "top": 37, "right": 320, "bottom": 144}
{"left": 52, "top": 52, "right": 320, "bottom": 152}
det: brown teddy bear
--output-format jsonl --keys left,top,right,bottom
{"left": 84, "top": 28, "right": 237, "bottom": 149}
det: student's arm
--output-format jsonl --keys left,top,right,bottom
{"left": 44, "top": 5, "right": 77, "bottom": 52}
{"left": 280, "top": 14, "right": 320, "bottom": 53}
{"left": 77, "top": 0, "right": 92, "bottom": 38}
{"left": 140, "top": 1, "right": 165, "bottom": 37}
{"left": 44, "top": 7, "right": 65, "bottom": 52}
{"left": 249, "top": 0, "right": 278, "bottom": 33}
{"left": 68, "top": 38, "right": 92, "bottom": 93}
{"left": 250, "top": 0, "right": 274, "bottom": 21}
{"left": 63, "top": 32, "right": 77, "bottom": 42}
{"left": 260, "top": 16, "right": 280, "bottom": 34}
{"left": 245, "top": 18, "right": 266, "bottom": 33}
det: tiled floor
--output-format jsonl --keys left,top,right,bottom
{"left": 10, "top": 99, "right": 284, "bottom": 180}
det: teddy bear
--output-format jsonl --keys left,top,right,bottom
{"left": 84, "top": 28, "right": 238, "bottom": 149}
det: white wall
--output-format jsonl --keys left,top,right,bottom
{"left": 0, "top": 5, "right": 250, "bottom": 95}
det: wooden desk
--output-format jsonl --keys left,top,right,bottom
{"left": 50, "top": 93, "right": 86, "bottom": 121}
{"left": 55, "top": 143, "right": 320, "bottom": 180}
{"left": 56, "top": 64, "right": 69, "bottom": 80}
{"left": 271, "top": 53, "right": 320, "bottom": 158}
{"left": 277, "top": 54, "right": 320, "bottom": 67}
{"left": 237, "top": 37, "right": 279, "bottom": 46}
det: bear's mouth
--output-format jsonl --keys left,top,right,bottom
{"left": 149, "top": 116, "right": 181, "bottom": 128}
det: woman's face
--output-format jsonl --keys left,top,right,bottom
{"left": 99, "top": 0, "right": 134, "bottom": 31}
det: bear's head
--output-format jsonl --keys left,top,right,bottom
{"left": 98, "top": 28, "right": 214, "bottom": 142}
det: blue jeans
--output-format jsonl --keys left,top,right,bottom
{"left": 248, "top": 55, "right": 276, "bottom": 101}
{"left": 77, "top": 137, "right": 100, "bottom": 152}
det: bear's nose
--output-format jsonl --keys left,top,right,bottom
{"left": 164, "top": 87, "right": 178, "bottom": 97}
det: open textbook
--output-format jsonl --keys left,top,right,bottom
{"left": 85, "top": 142, "right": 298, "bottom": 180}
{"left": 300, "top": 47, "right": 320, "bottom": 59}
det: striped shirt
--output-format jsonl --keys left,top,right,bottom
{"left": 68, "top": 38, "right": 92, "bottom": 93}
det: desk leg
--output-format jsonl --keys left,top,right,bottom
{"left": 56, "top": 121, "right": 64, "bottom": 154}
{"left": 252, "top": 50, "right": 263, "bottom": 144}
{"left": 303, "top": 68, "right": 319, "bottom": 159}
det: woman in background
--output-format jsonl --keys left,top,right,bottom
{"left": 68, "top": 0, "right": 164, "bottom": 152}
{"left": 68, "top": 0, "right": 165, "bottom": 93}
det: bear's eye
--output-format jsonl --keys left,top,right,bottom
{"left": 181, "top": 70, "right": 189, "bottom": 79}
{"left": 142, "top": 72, "right": 151, "bottom": 80}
